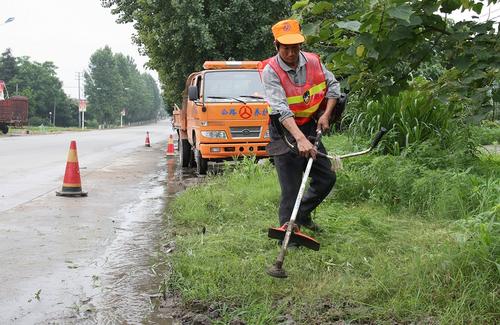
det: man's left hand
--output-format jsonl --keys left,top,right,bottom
{"left": 317, "top": 97, "right": 336, "bottom": 133}
{"left": 317, "top": 114, "right": 330, "bottom": 133}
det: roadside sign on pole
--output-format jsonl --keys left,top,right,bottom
{"left": 79, "top": 99, "right": 87, "bottom": 112}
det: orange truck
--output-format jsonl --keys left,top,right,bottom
{"left": 173, "top": 61, "right": 270, "bottom": 174}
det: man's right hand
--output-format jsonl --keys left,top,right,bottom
{"left": 282, "top": 116, "right": 317, "bottom": 159}
{"left": 296, "top": 136, "right": 317, "bottom": 159}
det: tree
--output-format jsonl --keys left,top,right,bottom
{"left": 294, "top": 0, "right": 499, "bottom": 114}
{"left": 84, "top": 46, "right": 162, "bottom": 125}
{"left": 144, "top": 73, "right": 163, "bottom": 117}
{"left": 84, "top": 46, "right": 125, "bottom": 125}
{"left": 102, "top": 0, "right": 292, "bottom": 112}
{"left": 0, "top": 48, "right": 18, "bottom": 87}
{"left": 12, "top": 56, "right": 77, "bottom": 126}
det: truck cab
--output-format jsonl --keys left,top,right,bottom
{"left": 174, "top": 61, "right": 270, "bottom": 174}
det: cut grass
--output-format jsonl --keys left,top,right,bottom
{"left": 166, "top": 136, "right": 499, "bottom": 324}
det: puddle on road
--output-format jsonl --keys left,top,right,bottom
{"left": 53, "top": 157, "right": 199, "bottom": 324}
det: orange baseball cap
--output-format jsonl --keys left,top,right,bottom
{"left": 272, "top": 19, "right": 305, "bottom": 45}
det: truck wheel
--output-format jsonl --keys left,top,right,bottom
{"left": 179, "top": 139, "right": 191, "bottom": 167}
{"left": 0, "top": 124, "right": 8, "bottom": 134}
{"left": 188, "top": 147, "right": 196, "bottom": 168}
{"left": 194, "top": 148, "right": 208, "bottom": 175}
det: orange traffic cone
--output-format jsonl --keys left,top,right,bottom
{"left": 145, "top": 131, "right": 151, "bottom": 147}
{"left": 56, "top": 140, "right": 88, "bottom": 197}
{"left": 166, "top": 134, "right": 175, "bottom": 156}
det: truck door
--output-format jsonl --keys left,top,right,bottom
{"left": 187, "top": 74, "right": 203, "bottom": 145}
{"left": 193, "top": 75, "right": 202, "bottom": 122}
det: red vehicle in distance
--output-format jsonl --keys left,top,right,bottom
{"left": 0, "top": 80, "right": 29, "bottom": 134}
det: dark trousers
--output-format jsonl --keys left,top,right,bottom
{"left": 273, "top": 141, "right": 336, "bottom": 226}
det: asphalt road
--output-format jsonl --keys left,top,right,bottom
{"left": 0, "top": 121, "right": 172, "bottom": 213}
{"left": 0, "top": 120, "right": 187, "bottom": 323}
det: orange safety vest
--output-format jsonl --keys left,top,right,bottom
{"left": 259, "top": 52, "right": 327, "bottom": 125}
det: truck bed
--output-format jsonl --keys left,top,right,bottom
{"left": 0, "top": 96, "right": 29, "bottom": 126}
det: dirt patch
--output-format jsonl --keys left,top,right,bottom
{"left": 152, "top": 293, "right": 437, "bottom": 325}
{"left": 152, "top": 296, "right": 233, "bottom": 325}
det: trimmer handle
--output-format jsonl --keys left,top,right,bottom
{"left": 370, "top": 127, "right": 387, "bottom": 149}
{"left": 314, "top": 130, "right": 322, "bottom": 148}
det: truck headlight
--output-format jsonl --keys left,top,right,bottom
{"left": 264, "top": 129, "right": 270, "bottom": 138}
{"left": 201, "top": 130, "right": 227, "bottom": 139}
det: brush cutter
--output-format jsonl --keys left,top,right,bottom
{"left": 266, "top": 130, "right": 323, "bottom": 278}
{"left": 266, "top": 127, "right": 387, "bottom": 279}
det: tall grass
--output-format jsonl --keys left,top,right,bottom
{"left": 471, "top": 120, "right": 500, "bottom": 145}
{"left": 333, "top": 153, "right": 499, "bottom": 219}
{"left": 346, "top": 90, "right": 454, "bottom": 155}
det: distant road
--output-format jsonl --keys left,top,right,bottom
{"left": 0, "top": 120, "right": 173, "bottom": 212}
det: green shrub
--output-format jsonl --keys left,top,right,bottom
{"left": 346, "top": 90, "right": 454, "bottom": 154}
{"left": 85, "top": 119, "right": 99, "bottom": 129}
{"left": 471, "top": 121, "right": 500, "bottom": 145}
{"left": 28, "top": 116, "right": 48, "bottom": 126}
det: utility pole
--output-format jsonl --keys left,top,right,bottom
{"left": 76, "top": 72, "right": 82, "bottom": 128}
{"left": 80, "top": 72, "right": 86, "bottom": 129}
{"left": 53, "top": 97, "right": 57, "bottom": 126}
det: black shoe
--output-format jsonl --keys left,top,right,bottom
{"left": 301, "top": 220, "right": 323, "bottom": 233}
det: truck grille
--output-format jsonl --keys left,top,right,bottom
{"left": 230, "top": 126, "right": 261, "bottom": 139}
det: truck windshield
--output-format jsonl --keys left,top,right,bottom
{"left": 204, "top": 71, "right": 265, "bottom": 103}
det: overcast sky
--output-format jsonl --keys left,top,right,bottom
{"left": 1, "top": 1, "right": 498, "bottom": 100}
{"left": 1, "top": 0, "right": 153, "bottom": 99}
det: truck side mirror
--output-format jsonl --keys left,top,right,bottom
{"left": 188, "top": 86, "right": 199, "bottom": 101}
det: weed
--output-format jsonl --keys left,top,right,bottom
{"left": 34, "top": 289, "right": 41, "bottom": 301}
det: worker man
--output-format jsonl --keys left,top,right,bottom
{"left": 260, "top": 19, "right": 340, "bottom": 235}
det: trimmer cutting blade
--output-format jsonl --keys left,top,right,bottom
{"left": 266, "top": 261, "right": 288, "bottom": 278}
{"left": 268, "top": 223, "right": 320, "bottom": 251}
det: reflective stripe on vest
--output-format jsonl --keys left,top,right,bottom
{"left": 287, "top": 81, "right": 326, "bottom": 105}
{"left": 260, "top": 52, "right": 326, "bottom": 125}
